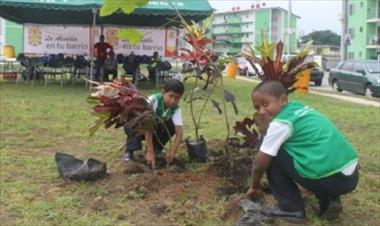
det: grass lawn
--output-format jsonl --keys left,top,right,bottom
{"left": 0, "top": 78, "right": 379, "bottom": 225}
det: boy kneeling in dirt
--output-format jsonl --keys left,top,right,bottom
{"left": 123, "top": 79, "right": 184, "bottom": 167}
{"left": 246, "top": 81, "right": 359, "bottom": 221}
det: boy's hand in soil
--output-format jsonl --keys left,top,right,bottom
{"left": 145, "top": 149, "right": 155, "bottom": 168}
{"left": 245, "top": 186, "right": 263, "bottom": 200}
{"left": 165, "top": 152, "right": 175, "bottom": 164}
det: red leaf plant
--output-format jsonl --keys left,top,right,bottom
{"left": 87, "top": 78, "right": 155, "bottom": 137}
{"left": 241, "top": 32, "right": 318, "bottom": 93}
{"left": 233, "top": 113, "right": 270, "bottom": 149}
{"left": 235, "top": 35, "right": 318, "bottom": 148}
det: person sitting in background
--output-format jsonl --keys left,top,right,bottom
{"left": 147, "top": 51, "right": 162, "bottom": 83}
{"left": 73, "top": 55, "right": 89, "bottom": 78}
{"left": 104, "top": 51, "right": 118, "bottom": 81}
{"left": 123, "top": 52, "right": 140, "bottom": 83}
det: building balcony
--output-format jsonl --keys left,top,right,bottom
{"left": 228, "top": 47, "right": 242, "bottom": 54}
{"left": 367, "top": 35, "right": 380, "bottom": 48}
{"left": 367, "top": 9, "right": 380, "bottom": 23}
{"left": 212, "top": 30, "right": 226, "bottom": 35}
{"left": 226, "top": 27, "right": 242, "bottom": 34}
{"left": 226, "top": 17, "right": 242, "bottom": 24}
{"left": 230, "top": 37, "right": 242, "bottom": 43}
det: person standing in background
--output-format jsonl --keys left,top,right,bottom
{"left": 94, "top": 35, "right": 113, "bottom": 81}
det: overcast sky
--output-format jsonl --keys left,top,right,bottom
{"left": 208, "top": 0, "right": 342, "bottom": 35}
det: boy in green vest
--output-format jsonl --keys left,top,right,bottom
{"left": 246, "top": 81, "right": 359, "bottom": 221}
{"left": 123, "top": 79, "right": 184, "bottom": 167}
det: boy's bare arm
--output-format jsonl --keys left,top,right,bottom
{"left": 166, "top": 126, "right": 183, "bottom": 162}
{"left": 246, "top": 151, "right": 273, "bottom": 198}
{"left": 145, "top": 131, "right": 155, "bottom": 166}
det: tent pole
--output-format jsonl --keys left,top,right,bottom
{"left": 89, "top": 8, "right": 97, "bottom": 89}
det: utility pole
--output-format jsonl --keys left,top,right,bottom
{"left": 340, "top": 0, "right": 348, "bottom": 61}
{"left": 287, "top": 0, "right": 292, "bottom": 55}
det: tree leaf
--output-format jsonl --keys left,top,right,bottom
{"left": 86, "top": 96, "right": 100, "bottom": 104}
{"left": 211, "top": 100, "right": 222, "bottom": 114}
{"left": 233, "top": 116, "right": 259, "bottom": 148}
{"left": 120, "top": 1, "right": 138, "bottom": 14}
{"left": 223, "top": 90, "right": 235, "bottom": 102}
{"left": 255, "top": 31, "right": 275, "bottom": 61}
{"left": 100, "top": 0, "right": 149, "bottom": 17}
{"left": 118, "top": 28, "right": 143, "bottom": 46}
{"left": 120, "top": 0, "right": 149, "bottom": 14}
{"left": 89, "top": 113, "right": 111, "bottom": 136}
{"left": 100, "top": 0, "right": 121, "bottom": 17}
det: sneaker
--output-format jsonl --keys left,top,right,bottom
{"left": 262, "top": 206, "right": 306, "bottom": 224}
{"left": 123, "top": 151, "right": 134, "bottom": 162}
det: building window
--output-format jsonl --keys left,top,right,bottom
{"left": 359, "top": 51, "right": 362, "bottom": 57}
{"left": 246, "top": 34, "right": 249, "bottom": 38}
{"left": 360, "top": 1, "right": 363, "bottom": 7}
{"left": 349, "top": 4, "right": 355, "bottom": 15}
{"left": 360, "top": 26, "right": 363, "bottom": 32}
{"left": 349, "top": 28, "right": 355, "bottom": 40}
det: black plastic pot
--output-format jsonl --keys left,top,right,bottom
{"left": 185, "top": 136, "right": 208, "bottom": 162}
{"left": 55, "top": 152, "right": 107, "bottom": 181}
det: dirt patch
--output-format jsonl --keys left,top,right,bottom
{"left": 43, "top": 139, "right": 251, "bottom": 224}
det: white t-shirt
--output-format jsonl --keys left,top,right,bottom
{"left": 260, "top": 121, "right": 357, "bottom": 176}
{"left": 148, "top": 95, "right": 183, "bottom": 126}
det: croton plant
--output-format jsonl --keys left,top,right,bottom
{"left": 175, "top": 10, "right": 238, "bottom": 146}
{"left": 234, "top": 32, "right": 318, "bottom": 149}
{"left": 87, "top": 78, "right": 155, "bottom": 137}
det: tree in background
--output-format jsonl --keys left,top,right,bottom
{"left": 300, "top": 30, "right": 340, "bottom": 46}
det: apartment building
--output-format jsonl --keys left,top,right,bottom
{"left": 0, "top": 18, "right": 4, "bottom": 54}
{"left": 211, "top": 6, "right": 299, "bottom": 55}
{"left": 0, "top": 18, "right": 23, "bottom": 55}
{"left": 347, "top": 0, "right": 380, "bottom": 59}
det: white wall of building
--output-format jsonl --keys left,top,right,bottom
{"left": 271, "top": 9, "right": 283, "bottom": 42}
{"left": 241, "top": 10, "right": 255, "bottom": 23}
{"left": 213, "top": 14, "right": 226, "bottom": 25}
{"left": 213, "top": 26, "right": 227, "bottom": 34}
{"left": 241, "top": 22, "right": 254, "bottom": 33}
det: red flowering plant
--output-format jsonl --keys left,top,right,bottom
{"left": 242, "top": 32, "right": 317, "bottom": 93}
{"left": 234, "top": 33, "right": 317, "bottom": 149}
{"left": 174, "top": 10, "right": 239, "bottom": 161}
{"left": 86, "top": 78, "right": 155, "bottom": 137}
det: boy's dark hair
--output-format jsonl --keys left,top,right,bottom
{"left": 252, "top": 80, "right": 287, "bottom": 99}
{"left": 164, "top": 79, "right": 184, "bottom": 95}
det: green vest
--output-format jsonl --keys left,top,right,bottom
{"left": 152, "top": 93, "right": 178, "bottom": 121}
{"left": 274, "top": 101, "right": 358, "bottom": 179}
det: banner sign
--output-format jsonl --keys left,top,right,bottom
{"left": 24, "top": 24, "right": 178, "bottom": 57}
{"left": 24, "top": 24, "right": 90, "bottom": 55}
{"left": 102, "top": 27, "right": 177, "bottom": 57}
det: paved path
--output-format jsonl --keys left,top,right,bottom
{"left": 235, "top": 76, "right": 380, "bottom": 108}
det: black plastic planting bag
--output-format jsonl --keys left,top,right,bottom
{"left": 236, "top": 199, "right": 272, "bottom": 226}
{"left": 55, "top": 152, "right": 107, "bottom": 181}
{"left": 185, "top": 136, "right": 208, "bottom": 162}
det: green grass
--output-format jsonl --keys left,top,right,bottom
{"left": 1, "top": 79, "right": 379, "bottom": 225}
